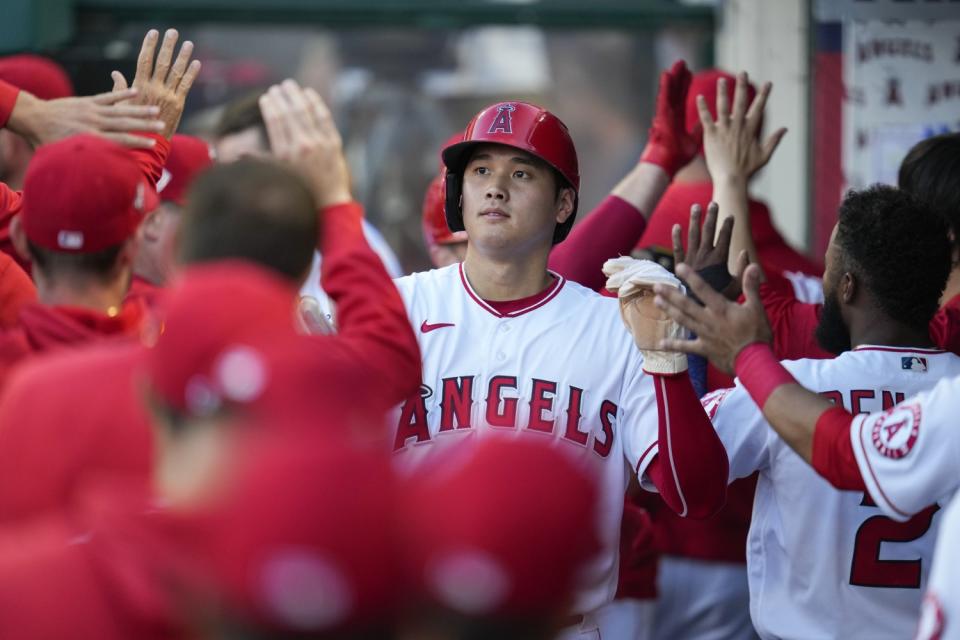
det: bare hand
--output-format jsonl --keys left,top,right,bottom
{"left": 258, "top": 79, "right": 352, "bottom": 209}
{"left": 672, "top": 202, "right": 748, "bottom": 300}
{"left": 112, "top": 28, "right": 201, "bottom": 139}
{"left": 653, "top": 262, "right": 772, "bottom": 374}
{"left": 697, "top": 72, "right": 786, "bottom": 183}
{"left": 7, "top": 89, "right": 163, "bottom": 148}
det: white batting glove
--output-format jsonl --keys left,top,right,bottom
{"left": 603, "top": 257, "right": 688, "bottom": 375}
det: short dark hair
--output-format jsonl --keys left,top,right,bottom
{"left": 898, "top": 133, "right": 960, "bottom": 254}
{"left": 27, "top": 240, "right": 124, "bottom": 283}
{"left": 178, "top": 159, "right": 318, "bottom": 282}
{"left": 215, "top": 91, "right": 268, "bottom": 142}
{"left": 835, "top": 184, "right": 950, "bottom": 332}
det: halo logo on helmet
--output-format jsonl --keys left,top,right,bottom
{"left": 487, "top": 104, "right": 516, "bottom": 135}
{"left": 441, "top": 101, "right": 581, "bottom": 245}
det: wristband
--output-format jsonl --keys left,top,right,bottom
{"left": 734, "top": 342, "right": 796, "bottom": 409}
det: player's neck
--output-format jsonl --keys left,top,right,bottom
{"left": 462, "top": 250, "right": 554, "bottom": 302}
{"left": 34, "top": 272, "right": 130, "bottom": 315}
{"left": 849, "top": 314, "right": 935, "bottom": 350}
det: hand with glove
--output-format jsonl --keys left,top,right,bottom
{"left": 639, "top": 60, "right": 700, "bottom": 178}
{"left": 603, "top": 257, "right": 688, "bottom": 374}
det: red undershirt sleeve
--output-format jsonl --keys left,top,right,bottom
{"left": 128, "top": 133, "right": 171, "bottom": 187}
{"left": 757, "top": 279, "right": 830, "bottom": 360}
{"left": 318, "top": 202, "right": 422, "bottom": 406}
{"left": 0, "top": 81, "right": 20, "bottom": 129}
{"left": 548, "top": 195, "right": 647, "bottom": 292}
{"left": 811, "top": 405, "right": 866, "bottom": 491}
{"left": 645, "top": 372, "right": 729, "bottom": 519}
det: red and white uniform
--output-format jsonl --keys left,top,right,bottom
{"left": 847, "top": 369, "right": 960, "bottom": 522}
{"left": 392, "top": 263, "right": 659, "bottom": 617}
{"left": 917, "top": 493, "right": 960, "bottom": 640}
{"left": 705, "top": 346, "right": 960, "bottom": 640}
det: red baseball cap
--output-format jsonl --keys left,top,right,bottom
{"left": 0, "top": 54, "right": 73, "bottom": 100}
{"left": 145, "top": 260, "right": 299, "bottom": 416}
{"left": 193, "top": 433, "right": 398, "bottom": 636}
{"left": 158, "top": 134, "right": 214, "bottom": 206}
{"left": 685, "top": 69, "right": 758, "bottom": 155}
{"left": 401, "top": 437, "right": 601, "bottom": 618}
{"left": 21, "top": 134, "right": 158, "bottom": 253}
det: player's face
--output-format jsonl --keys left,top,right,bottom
{"left": 815, "top": 224, "right": 852, "bottom": 354}
{"left": 460, "top": 144, "right": 574, "bottom": 256}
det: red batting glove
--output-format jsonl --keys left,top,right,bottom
{"left": 639, "top": 60, "right": 699, "bottom": 178}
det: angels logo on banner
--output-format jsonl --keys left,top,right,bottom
{"left": 843, "top": 20, "right": 960, "bottom": 189}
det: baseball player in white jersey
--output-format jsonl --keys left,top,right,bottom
{"left": 917, "top": 493, "right": 960, "bottom": 640}
{"left": 391, "top": 101, "right": 729, "bottom": 637}
{"left": 649, "top": 183, "right": 956, "bottom": 639}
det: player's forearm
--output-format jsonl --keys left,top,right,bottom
{"left": 712, "top": 175, "right": 762, "bottom": 276}
{"left": 647, "top": 372, "right": 729, "bottom": 519}
{"left": 548, "top": 195, "right": 649, "bottom": 291}
{"left": 611, "top": 162, "right": 670, "bottom": 221}
{"left": 319, "top": 202, "right": 422, "bottom": 400}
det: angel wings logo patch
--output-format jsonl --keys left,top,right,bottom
{"left": 870, "top": 402, "right": 921, "bottom": 459}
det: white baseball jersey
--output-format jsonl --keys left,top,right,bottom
{"left": 391, "top": 263, "right": 661, "bottom": 615}
{"left": 299, "top": 219, "right": 404, "bottom": 327}
{"left": 917, "top": 493, "right": 960, "bottom": 640}
{"left": 850, "top": 372, "right": 960, "bottom": 523}
{"left": 704, "top": 346, "right": 960, "bottom": 640}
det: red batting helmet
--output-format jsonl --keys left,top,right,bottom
{"left": 441, "top": 101, "right": 580, "bottom": 244}
{"left": 421, "top": 173, "right": 467, "bottom": 248}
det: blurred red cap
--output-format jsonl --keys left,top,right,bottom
{"left": 158, "top": 134, "right": 214, "bottom": 206}
{"left": 145, "top": 261, "right": 299, "bottom": 416}
{"left": 21, "top": 134, "right": 157, "bottom": 253}
{"left": 0, "top": 54, "right": 73, "bottom": 100}
{"left": 402, "top": 437, "right": 600, "bottom": 618}
{"left": 685, "top": 69, "right": 758, "bottom": 155}
{"left": 197, "top": 434, "right": 397, "bottom": 636}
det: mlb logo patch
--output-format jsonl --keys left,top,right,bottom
{"left": 901, "top": 356, "right": 927, "bottom": 372}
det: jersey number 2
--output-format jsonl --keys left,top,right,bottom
{"left": 849, "top": 494, "right": 939, "bottom": 589}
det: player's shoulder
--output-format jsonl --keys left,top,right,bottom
{"left": 781, "top": 346, "right": 960, "bottom": 382}
{"left": 393, "top": 263, "right": 460, "bottom": 295}
{"left": 556, "top": 276, "right": 619, "bottom": 311}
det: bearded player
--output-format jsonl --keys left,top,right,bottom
{"left": 391, "top": 102, "right": 729, "bottom": 638}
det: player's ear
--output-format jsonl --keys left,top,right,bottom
{"left": 839, "top": 271, "right": 856, "bottom": 304}
{"left": 555, "top": 186, "right": 575, "bottom": 225}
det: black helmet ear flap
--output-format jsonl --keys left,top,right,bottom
{"left": 444, "top": 170, "right": 465, "bottom": 233}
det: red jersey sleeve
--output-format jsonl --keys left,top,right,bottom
{"left": 930, "top": 294, "right": 960, "bottom": 355}
{"left": 548, "top": 195, "right": 647, "bottom": 292}
{"left": 0, "top": 81, "right": 19, "bottom": 129}
{"left": 645, "top": 373, "right": 729, "bottom": 519}
{"left": 0, "top": 253, "right": 35, "bottom": 330}
{"left": 318, "top": 202, "right": 422, "bottom": 406}
{"left": 758, "top": 275, "right": 832, "bottom": 361}
{"left": 128, "top": 133, "right": 171, "bottom": 187}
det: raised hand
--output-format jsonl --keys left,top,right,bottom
{"left": 653, "top": 262, "right": 773, "bottom": 374}
{"left": 258, "top": 79, "right": 352, "bottom": 209}
{"left": 111, "top": 28, "right": 201, "bottom": 139}
{"left": 698, "top": 72, "right": 786, "bottom": 184}
{"left": 5, "top": 88, "right": 163, "bottom": 148}
{"left": 639, "top": 60, "right": 699, "bottom": 178}
{"left": 672, "top": 202, "right": 748, "bottom": 300}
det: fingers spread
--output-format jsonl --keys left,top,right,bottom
{"left": 716, "top": 77, "right": 729, "bottom": 123}
{"left": 176, "top": 60, "right": 202, "bottom": 99}
{"left": 686, "top": 203, "right": 702, "bottom": 257}
{"left": 135, "top": 30, "right": 159, "bottom": 85}
{"left": 152, "top": 28, "right": 179, "bottom": 84}
{"left": 166, "top": 39, "right": 194, "bottom": 89}
{"left": 701, "top": 202, "right": 718, "bottom": 251}
{"left": 672, "top": 223, "right": 685, "bottom": 266}
{"left": 732, "top": 71, "right": 749, "bottom": 120}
